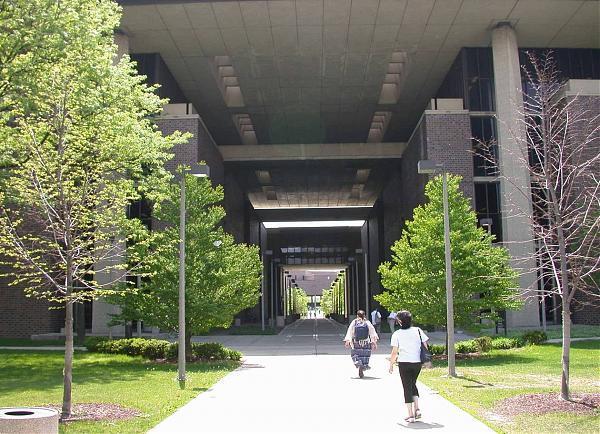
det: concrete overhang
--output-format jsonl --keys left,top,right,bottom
{"left": 219, "top": 142, "right": 406, "bottom": 162}
{"left": 256, "top": 206, "right": 373, "bottom": 221}
{"left": 116, "top": 0, "right": 599, "bottom": 146}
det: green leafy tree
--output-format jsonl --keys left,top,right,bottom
{"left": 292, "top": 287, "right": 309, "bottom": 315}
{"left": 0, "top": 0, "right": 183, "bottom": 418}
{"left": 321, "top": 288, "right": 333, "bottom": 317}
{"left": 111, "top": 174, "right": 262, "bottom": 358}
{"left": 376, "top": 175, "right": 521, "bottom": 329}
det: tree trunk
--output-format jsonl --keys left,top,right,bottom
{"left": 75, "top": 303, "right": 86, "bottom": 346}
{"left": 61, "top": 300, "right": 74, "bottom": 420}
{"left": 557, "top": 225, "right": 571, "bottom": 401}
{"left": 186, "top": 332, "right": 193, "bottom": 362}
{"left": 561, "top": 303, "right": 571, "bottom": 400}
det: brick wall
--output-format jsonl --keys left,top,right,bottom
{"left": 0, "top": 215, "right": 64, "bottom": 338}
{"left": 399, "top": 116, "right": 427, "bottom": 223}
{"left": 424, "top": 111, "right": 475, "bottom": 202}
{"left": 157, "top": 115, "right": 247, "bottom": 243}
{"left": 0, "top": 277, "right": 64, "bottom": 338}
{"left": 568, "top": 94, "right": 600, "bottom": 325}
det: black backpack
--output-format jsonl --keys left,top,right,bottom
{"left": 354, "top": 320, "right": 369, "bottom": 340}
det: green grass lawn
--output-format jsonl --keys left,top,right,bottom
{"left": 419, "top": 340, "right": 600, "bottom": 433}
{"left": 0, "top": 350, "right": 238, "bottom": 433}
{"left": 478, "top": 324, "right": 600, "bottom": 340}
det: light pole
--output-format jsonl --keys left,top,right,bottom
{"left": 417, "top": 159, "right": 456, "bottom": 377}
{"left": 178, "top": 163, "right": 210, "bottom": 389}
{"left": 261, "top": 250, "right": 273, "bottom": 331}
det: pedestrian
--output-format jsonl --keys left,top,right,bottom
{"left": 370, "top": 307, "right": 382, "bottom": 333}
{"left": 344, "top": 310, "right": 379, "bottom": 378}
{"left": 388, "top": 310, "right": 429, "bottom": 423}
{"left": 387, "top": 310, "right": 397, "bottom": 333}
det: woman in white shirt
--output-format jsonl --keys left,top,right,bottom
{"left": 343, "top": 310, "right": 379, "bottom": 378}
{"left": 388, "top": 310, "right": 429, "bottom": 423}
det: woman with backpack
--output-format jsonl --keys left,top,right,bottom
{"left": 388, "top": 310, "right": 430, "bottom": 423}
{"left": 343, "top": 310, "right": 379, "bottom": 378}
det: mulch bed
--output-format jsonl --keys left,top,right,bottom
{"left": 494, "top": 393, "right": 600, "bottom": 417}
{"left": 46, "top": 403, "right": 142, "bottom": 423}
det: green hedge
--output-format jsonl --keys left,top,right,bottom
{"left": 520, "top": 330, "right": 548, "bottom": 345}
{"left": 491, "top": 337, "right": 522, "bottom": 350}
{"left": 85, "top": 338, "right": 241, "bottom": 362}
{"left": 428, "top": 331, "right": 547, "bottom": 356}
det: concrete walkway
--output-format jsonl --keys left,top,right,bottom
{"left": 150, "top": 319, "right": 494, "bottom": 433}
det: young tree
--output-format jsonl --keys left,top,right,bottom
{"left": 291, "top": 287, "right": 309, "bottom": 316}
{"left": 0, "top": 0, "right": 183, "bottom": 418}
{"left": 376, "top": 175, "right": 521, "bottom": 329}
{"left": 494, "top": 52, "right": 599, "bottom": 400}
{"left": 321, "top": 288, "right": 334, "bottom": 317}
{"left": 111, "top": 174, "right": 262, "bottom": 358}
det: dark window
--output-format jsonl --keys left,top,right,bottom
{"left": 474, "top": 182, "right": 502, "bottom": 242}
{"left": 127, "top": 199, "right": 152, "bottom": 230}
{"left": 437, "top": 53, "right": 465, "bottom": 100}
{"left": 464, "top": 48, "right": 495, "bottom": 111}
{"left": 519, "top": 48, "right": 600, "bottom": 80}
{"left": 130, "top": 53, "right": 187, "bottom": 103}
{"left": 471, "top": 116, "right": 499, "bottom": 176}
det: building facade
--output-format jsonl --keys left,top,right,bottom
{"left": 1, "top": 0, "right": 599, "bottom": 338}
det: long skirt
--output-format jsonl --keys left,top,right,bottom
{"left": 350, "top": 339, "right": 372, "bottom": 369}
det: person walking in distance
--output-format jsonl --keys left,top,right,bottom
{"left": 388, "top": 310, "right": 429, "bottom": 423}
{"left": 344, "top": 310, "right": 379, "bottom": 378}
{"left": 387, "top": 310, "right": 397, "bottom": 333}
{"left": 370, "top": 307, "right": 382, "bottom": 333}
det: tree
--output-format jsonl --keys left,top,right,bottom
{"left": 291, "top": 287, "right": 309, "bottom": 316}
{"left": 376, "top": 175, "right": 521, "bottom": 329}
{"left": 0, "top": 0, "right": 183, "bottom": 419}
{"left": 321, "top": 273, "right": 346, "bottom": 318}
{"left": 490, "top": 52, "right": 599, "bottom": 400}
{"left": 321, "top": 288, "right": 333, "bottom": 317}
{"left": 111, "top": 174, "right": 262, "bottom": 358}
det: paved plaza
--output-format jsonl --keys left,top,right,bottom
{"left": 151, "top": 319, "right": 493, "bottom": 433}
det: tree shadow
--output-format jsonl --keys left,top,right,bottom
{"left": 456, "top": 375, "right": 495, "bottom": 387}
{"left": 433, "top": 353, "right": 539, "bottom": 368}
{"left": 0, "top": 350, "right": 237, "bottom": 395}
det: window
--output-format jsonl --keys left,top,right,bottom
{"left": 471, "top": 116, "right": 499, "bottom": 176}
{"left": 464, "top": 48, "right": 495, "bottom": 111}
{"left": 520, "top": 48, "right": 600, "bottom": 81}
{"left": 474, "top": 182, "right": 502, "bottom": 242}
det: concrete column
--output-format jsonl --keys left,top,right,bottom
{"left": 92, "top": 32, "right": 130, "bottom": 336}
{"left": 491, "top": 24, "right": 539, "bottom": 328}
{"left": 114, "top": 32, "right": 130, "bottom": 62}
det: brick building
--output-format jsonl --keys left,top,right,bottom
{"left": 2, "top": 0, "right": 599, "bottom": 338}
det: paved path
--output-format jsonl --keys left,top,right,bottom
{"left": 151, "top": 319, "right": 494, "bottom": 433}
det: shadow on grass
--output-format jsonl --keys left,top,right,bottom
{"left": 431, "top": 352, "right": 538, "bottom": 369}
{"left": 456, "top": 375, "right": 495, "bottom": 388}
{"left": 0, "top": 350, "right": 238, "bottom": 395}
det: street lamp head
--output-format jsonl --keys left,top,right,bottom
{"left": 190, "top": 163, "right": 210, "bottom": 178}
{"left": 213, "top": 240, "right": 223, "bottom": 247}
{"left": 417, "top": 159, "right": 443, "bottom": 174}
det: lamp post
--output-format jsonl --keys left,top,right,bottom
{"left": 178, "top": 163, "right": 210, "bottom": 389}
{"left": 261, "top": 250, "right": 273, "bottom": 331}
{"left": 417, "top": 159, "right": 456, "bottom": 377}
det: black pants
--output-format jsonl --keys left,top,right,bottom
{"left": 397, "top": 362, "right": 422, "bottom": 403}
